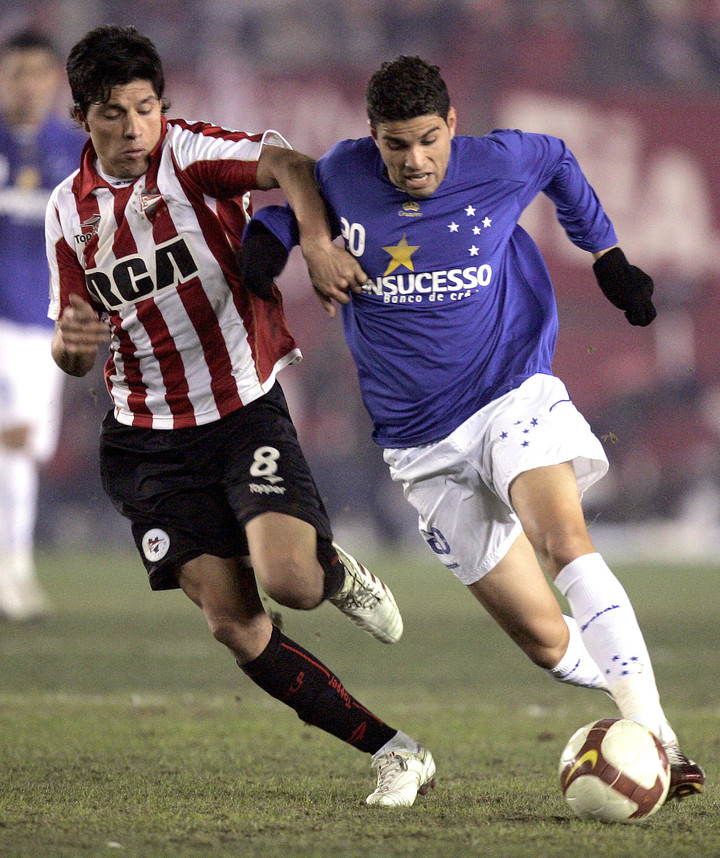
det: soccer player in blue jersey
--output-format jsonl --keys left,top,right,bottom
{"left": 0, "top": 31, "right": 85, "bottom": 620}
{"left": 241, "top": 55, "right": 705, "bottom": 802}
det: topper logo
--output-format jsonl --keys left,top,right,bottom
{"left": 75, "top": 213, "right": 101, "bottom": 243}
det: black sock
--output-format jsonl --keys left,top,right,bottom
{"left": 239, "top": 626, "right": 396, "bottom": 754}
{"left": 316, "top": 537, "right": 345, "bottom": 600}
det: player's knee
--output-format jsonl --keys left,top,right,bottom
{"left": 207, "top": 614, "right": 243, "bottom": 649}
{"left": 207, "top": 614, "right": 270, "bottom": 662}
{"left": 530, "top": 529, "right": 594, "bottom": 576}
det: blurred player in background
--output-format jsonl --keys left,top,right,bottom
{"left": 46, "top": 26, "right": 435, "bottom": 808}
{"left": 0, "top": 31, "right": 85, "bottom": 621}
{"left": 242, "top": 55, "right": 705, "bottom": 802}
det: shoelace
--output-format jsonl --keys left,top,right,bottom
{"left": 374, "top": 753, "right": 409, "bottom": 790}
{"left": 336, "top": 569, "right": 382, "bottom": 607}
{"left": 664, "top": 745, "right": 689, "bottom": 766}
{"left": 337, "top": 589, "right": 380, "bottom": 610}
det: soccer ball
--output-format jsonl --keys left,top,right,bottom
{"left": 559, "top": 718, "right": 670, "bottom": 823}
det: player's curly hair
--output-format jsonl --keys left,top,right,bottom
{"left": 66, "top": 25, "right": 169, "bottom": 116}
{"left": 366, "top": 56, "right": 450, "bottom": 127}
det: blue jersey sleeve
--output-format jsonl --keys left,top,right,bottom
{"left": 479, "top": 129, "right": 617, "bottom": 252}
{"left": 246, "top": 203, "right": 298, "bottom": 251}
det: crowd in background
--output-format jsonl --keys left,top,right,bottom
{"left": 3, "top": 0, "right": 720, "bottom": 554}
{"left": 6, "top": 1, "right": 720, "bottom": 88}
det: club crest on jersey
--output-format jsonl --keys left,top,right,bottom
{"left": 75, "top": 213, "right": 101, "bottom": 244}
{"left": 140, "top": 188, "right": 163, "bottom": 211}
{"left": 142, "top": 528, "right": 170, "bottom": 562}
{"left": 399, "top": 200, "right": 422, "bottom": 218}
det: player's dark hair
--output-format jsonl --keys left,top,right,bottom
{"left": 66, "top": 25, "right": 168, "bottom": 115}
{"left": 0, "top": 30, "right": 60, "bottom": 61}
{"left": 366, "top": 55, "right": 450, "bottom": 126}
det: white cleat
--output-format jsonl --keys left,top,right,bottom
{"left": 328, "top": 543, "right": 403, "bottom": 644}
{"left": 366, "top": 747, "right": 436, "bottom": 807}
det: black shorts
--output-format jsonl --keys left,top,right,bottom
{"left": 100, "top": 382, "right": 333, "bottom": 590}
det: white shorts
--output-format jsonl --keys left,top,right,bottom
{"left": 0, "top": 319, "right": 64, "bottom": 462}
{"left": 383, "top": 374, "right": 608, "bottom": 585}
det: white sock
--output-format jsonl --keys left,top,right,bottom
{"left": 0, "top": 449, "right": 39, "bottom": 586}
{"left": 547, "top": 615, "right": 609, "bottom": 691}
{"left": 554, "top": 553, "right": 676, "bottom": 746}
{"left": 373, "top": 730, "right": 420, "bottom": 760}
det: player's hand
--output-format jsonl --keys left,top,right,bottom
{"left": 592, "top": 247, "right": 657, "bottom": 326}
{"left": 301, "top": 240, "right": 369, "bottom": 318}
{"left": 53, "top": 294, "right": 109, "bottom": 376}
{"left": 57, "top": 294, "right": 109, "bottom": 352}
{"left": 238, "top": 223, "right": 290, "bottom": 301}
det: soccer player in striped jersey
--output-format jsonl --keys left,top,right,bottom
{"left": 45, "top": 26, "right": 435, "bottom": 808}
{"left": 243, "top": 55, "right": 705, "bottom": 803}
{"left": 0, "top": 31, "right": 85, "bottom": 621}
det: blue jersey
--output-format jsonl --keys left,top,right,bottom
{"left": 0, "top": 114, "right": 85, "bottom": 328}
{"left": 255, "top": 129, "right": 617, "bottom": 447}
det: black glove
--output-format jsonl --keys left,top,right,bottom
{"left": 238, "top": 222, "right": 290, "bottom": 301}
{"left": 592, "top": 247, "right": 656, "bottom": 326}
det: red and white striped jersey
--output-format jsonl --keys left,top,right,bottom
{"left": 46, "top": 116, "right": 301, "bottom": 429}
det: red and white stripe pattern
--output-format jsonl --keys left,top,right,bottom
{"left": 46, "top": 118, "right": 300, "bottom": 429}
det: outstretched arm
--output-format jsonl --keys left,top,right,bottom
{"left": 532, "top": 137, "right": 656, "bottom": 327}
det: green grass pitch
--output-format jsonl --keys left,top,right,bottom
{"left": 0, "top": 548, "right": 717, "bottom": 857}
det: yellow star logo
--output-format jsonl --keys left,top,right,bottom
{"left": 382, "top": 234, "right": 420, "bottom": 276}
